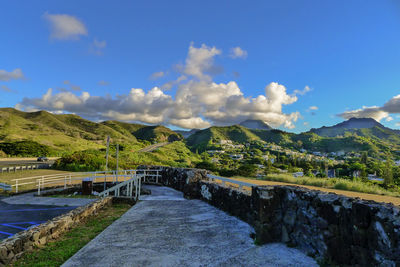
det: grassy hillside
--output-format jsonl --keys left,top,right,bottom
{"left": 186, "top": 122, "right": 395, "bottom": 155}
{"left": 0, "top": 108, "right": 138, "bottom": 156}
{"left": 54, "top": 141, "right": 201, "bottom": 171}
{"left": 187, "top": 125, "right": 260, "bottom": 151}
{"left": 102, "top": 121, "right": 183, "bottom": 143}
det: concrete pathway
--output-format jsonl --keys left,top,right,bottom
{"left": 1, "top": 191, "right": 95, "bottom": 207}
{"left": 62, "top": 185, "right": 317, "bottom": 267}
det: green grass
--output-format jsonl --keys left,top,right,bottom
{"left": 259, "top": 174, "right": 400, "bottom": 197}
{"left": 13, "top": 203, "right": 131, "bottom": 267}
{"left": 0, "top": 169, "right": 72, "bottom": 194}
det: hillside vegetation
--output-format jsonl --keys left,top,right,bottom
{"left": 187, "top": 121, "right": 400, "bottom": 155}
{"left": 0, "top": 108, "right": 183, "bottom": 156}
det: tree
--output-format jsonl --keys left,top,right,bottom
{"left": 383, "top": 157, "right": 393, "bottom": 186}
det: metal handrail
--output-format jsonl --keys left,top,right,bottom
{"left": 207, "top": 174, "right": 255, "bottom": 192}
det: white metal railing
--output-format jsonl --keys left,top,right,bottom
{"left": 10, "top": 169, "right": 162, "bottom": 195}
{"left": 207, "top": 174, "right": 256, "bottom": 192}
{"left": 99, "top": 174, "right": 144, "bottom": 200}
{"left": 0, "top": 164, "right": 51, "bottom": 173}
{"left": 0, "top": 182, "right": 12, "bottom": 191}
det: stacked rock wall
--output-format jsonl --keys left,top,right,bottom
{"left": 142, "top": 166, "right": 400, "bottom": 266}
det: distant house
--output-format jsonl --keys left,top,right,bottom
{"left": 218, "top": 140, "right": 232, "bottom": 145}
{"left": 256, "top": 164, "right": 265, "bottom": 169}
{"left": 229, "top": 154, "right": 243, "bottom": 160}
{"left": 293, "top": 172, "right": 304, "bottom": 178}
{"left": 211, "top": 158, "right": 219, "bottom": 163}
{"left": 327, "top": 169, "right": 335, "bottom": 178}
{"left": 368, "top": 174, "right": 383, "bottom": 182}
{"left": 353, "top": 170, "right": 361, "bottom": 178}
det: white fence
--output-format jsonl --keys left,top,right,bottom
{"left": 0, "top": 182, "right": 12, "bottom": 191}
{"left": 0, "top": 164, "right": 52, "bottom": 173}
{"left": 10, "top": 169, "right": 162, "bottom": 195}
{"left": 99, "top": 174, "right": 145, "bottom": 200}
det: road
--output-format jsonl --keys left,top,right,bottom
{"left": 0, "top": 157, "right": 58, "bottom": 167}
{"left": 0, "top": 200, "right": 76, "bottom": 240}
{"left": 138, "top": 142, "right": 170, "bottom": 152}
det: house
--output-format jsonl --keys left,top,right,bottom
{"left": 293, "top": 172, "right": 304, "bottom": 177}
{"left": 327, "top": 169, "right": 335, "bottom": 178}
{"left": 368, "top": 174, "right": 383, "bottom": 182}
{"left": 229, "top": 154, "right": 243, "bottom": 160}
{"left": 218, "top": 140, "right": 232, "bottom": 145}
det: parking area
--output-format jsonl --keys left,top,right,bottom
{"left": 0, "top": 199, "right": 76, "bottom": 240}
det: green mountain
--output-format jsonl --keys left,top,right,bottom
{"left": 186, "top": 125, "right": 261, "bottom": 151}
{"left": 101, "top": 121, "right": 183, "bottom": 142}
{"left": 0, "top": 108, "right": 180, "bottom": 156}
{"left": 186, "top": 118, "right": 400, "bottom": 155}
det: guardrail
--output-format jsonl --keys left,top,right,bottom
{"left": 99, "top": 174, "right": 144, "bottom": 200}
{"left": 0, "top": 164, "right": 52, "bottom": 173}
{"left": 10, "top": 169, "right": 162, "bottom": 194}
{"left": 0, "top": 182, "right": 12, "bottom": 191}
{"left": 207, "top": 174, "right": 256, "bottom": 193}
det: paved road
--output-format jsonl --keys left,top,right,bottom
{"left": 0, "top": 200, "right": 76, "bottom": 240}
{"left": 62, "top": 186, "right": 317, "bottom": 267}
{"left": 1, "top": 191, "right": 95, "bottom": 206}
{"left": 0, "top": 159, "right": 55, "bottom": 167}
{"left": 0, "top": 191, "right": 95, "bottom": 240}
{"left": 138, "top": 142, "right": 170, "bottom": 152}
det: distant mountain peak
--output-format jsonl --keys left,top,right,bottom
{"left": 333, "top": 117, "right": 383, "bottom": 129}
{"left": 239, "top": 119, "right": 272, "bottom": 130}
{"left": 309, "top": 117, "right": 400, "bottom": 137}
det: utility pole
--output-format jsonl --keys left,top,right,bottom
{"left": 116, "top": 144, "right": 119, "bottom": 183}
{"left": 104, "top": 136, "right": 110, "bottom": 191}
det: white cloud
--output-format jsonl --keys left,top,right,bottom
{"left": 98, "top": 80, "right": 109, "bottom": 86}
{"left": 338, "top": 106, "right": 390, "bottom": 122}
{"left": 1, "top": 85, "right": 13, "bottom": 92}
{"left": 0, "top": 68, "right": 25, "bottom": 81}
{"left": 90, "top": 39, "right": 107, "bottom": 55}
{"left": 183, "top": 43, "right": 221, "bottom": 81}
{"left": 396, "top": 122, "right": 400, "bottom": 127}
{"left": 294, "top": 85, "right": 311, "bottom": 95}
{"left": 17, "top": 43, "right": 306, "bottom": 129}
{"left": 230, "top": 47, "right": 248, "bottom": 59}
{"left": 62, "top": 80, "right": 82, "bottom": 91}
{"left": 338, "top": 94, "right": 400, "bottom": 122}
{"left": 43, "top": 13, "right": 88, "bottom": 40}
{"left": 150, "top": 71, "right": 165, "bottom": 80}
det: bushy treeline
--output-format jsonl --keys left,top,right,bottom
{"left": 0, "top": 141, "right": 51, "bottom": 157}
{"left": 53, "top": 149, "right": 115, "bottom": 172}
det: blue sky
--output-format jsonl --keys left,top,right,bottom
{"left": 1, "top": 0, "right": 400, "bottom": 132}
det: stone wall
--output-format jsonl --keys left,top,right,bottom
{"left": 0, "top": 197, "right": 113, "bottom": 266}
{"left": 138, "top": 165, "right": 207, "bottom": 198}
{"left": 142, "top": 166, "right": 400, "bottom": 266}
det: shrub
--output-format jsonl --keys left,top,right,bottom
{"left": 0, "top": 141, "right": 51, "bottom": 157}
{"left": 53, "top": 150, "right": 107, "bottom": 171}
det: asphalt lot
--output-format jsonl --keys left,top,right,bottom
{"left": 0, "top": 198, "right": 76, "bottom": 240}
